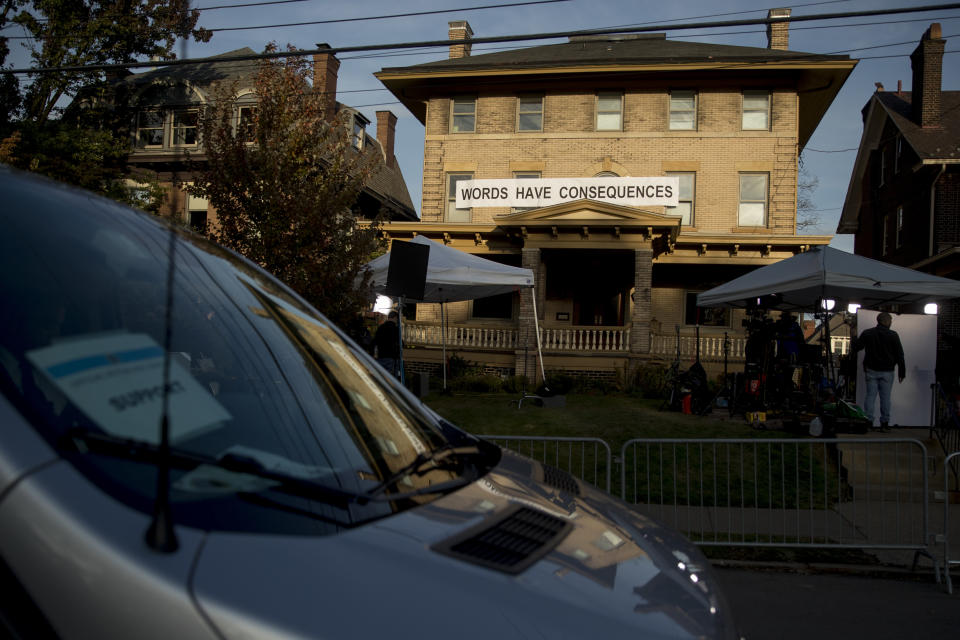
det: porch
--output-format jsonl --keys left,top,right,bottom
{"left": 401, "top": 321, "right": 851, "bottom": 364}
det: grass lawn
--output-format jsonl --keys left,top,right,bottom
{"left": 423, "top": 392, "right": 766, "bottom": 452}
{"left": 425, "top": 391, "right": 841, "bottom": 513}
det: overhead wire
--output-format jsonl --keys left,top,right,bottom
{"left": 6, "top": 2, "right": 960, "bottom": 74}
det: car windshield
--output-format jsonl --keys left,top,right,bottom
{"left": 0, "top": 170, "right": 489, "bottom": 534}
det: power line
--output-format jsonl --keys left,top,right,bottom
{"left": 6, "top": 3, "right": 960, "bottom": 75}
{"left": 0, "top": 0, "right": 571, "bottom": 38}
{"left": 206, "top": 0, "right": 572, "bottom": 33}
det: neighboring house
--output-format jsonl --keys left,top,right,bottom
{"left": 112, "top": 46, "right": 417, "bottom": 229}
{"left": 837, "top": 24, "right": 960, "bottom": 368}
{"left": 375, "top": 10, "right": 854, "bottom": 382}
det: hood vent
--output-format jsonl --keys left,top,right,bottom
{"left": 542, "top": 464, "right": 581, "bottom": 496}
{"left": 432, "top": 505, "right": 571, "bottom": 575}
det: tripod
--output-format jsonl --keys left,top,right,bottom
{"left": 700, "top": 332, "right": 732, "bottom": 416}
{"left": 660, "top": 325, "right": 682, "bottom": 411}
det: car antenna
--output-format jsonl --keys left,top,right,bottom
{"left": 145, "top": 224, "right": 179, "bottom": 553}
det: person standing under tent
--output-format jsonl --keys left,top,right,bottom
{"left": 852, "top": 312, "right": 905, "bottom": 430}
{"left": 374, "top": 310, "right": 402, "bottom": 379}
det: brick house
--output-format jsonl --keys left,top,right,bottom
{"left": 114, "top": 47, "right": 417, "bottom": 228}
{"left": 836, "top": 24, "right": 960, "bottom": 372}
{"left": 376, "top": 11, "right": 855, "bottom": 382}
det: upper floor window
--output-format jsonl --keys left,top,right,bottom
{"left": 669, "top": 90, "right": 697, "bottom": 130}
{"left": 237, "top": 105, "right": 257, "bottom": 144}
{"left": 451, "top": 97, "right": 476, "bottom": 133}
{"left": 517, "top": 95, "right": 543, "bottom": 132}
{"left": 742, "top": 90, "right": 770, "bottom": 130}
{"left": 136, "top": 110, "right": 165, "bottom": 148}
{"left": 894, "top": 134, "right": 902, "bottom": 174}
{"left": 881, "top": 213, "right": 889, "bottom": 256}
{"left": 172, "top": 109, "right": 199, "bottom": 146}
{"left": 596, "top": 92, "right": 622, "bottom": 131}
{"left": 512, "top": 172, "right": 540, "bottom": 212}
{"left": 738, "top": 173, "right": 768, "bottom": 226}
{"left": 895, "top": 206, "right": 904, "bottom": 248}
{"left": 879, "top": 145, "right": 886, "bottom": 186}
{"left": 666, "top": 172, "right": 695, "bottom": 225}
{"left": 352, "top": 117, "right": 365, "bottom": 150}
{"left": 446, "top": 173, "right": 473, "bottom": 222}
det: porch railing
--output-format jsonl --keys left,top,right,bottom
{"left": 540, "top": 327, "right": 630, "bottom": 352}
{"left": 402, "top": 323, "right": 518, "bottom": 350}
{"left": 401, "top": 322, "right": 852, "bottom": 359}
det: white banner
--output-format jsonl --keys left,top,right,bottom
{"left": 455, "top": 177, "right": 679, "bottom": 208}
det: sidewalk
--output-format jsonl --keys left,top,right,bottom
{"left": 714, "top": 565, "right": 960, "bottom": 640}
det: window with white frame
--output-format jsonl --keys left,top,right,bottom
{"left": 352, "top": 116, "right": 365, "bottom": 150}
{"left": 879, "top": 145, "right": 886, "bottom": 186}
{"left": 882, "top": 213, "right": 889, "bottom": 255}
{"left": 666, "top": 172, "right": 695, "bottom": 225}
{"left": 446, "top": 173, "right": 473, "bottom": 222}
{"left": 511, "top": 172, "right": 540, "bottom": 212}
{"left": 171, "top": 109, "right": 199, "bottom": 146}
{"left": 895, "top": 206, "right": 903, "bottom": 248}
{"left": 451, "top": 96, "right": 476, "bottom": 133}
{"left": 895, "top": 135, "right": 902, "bottom": 174}
{"left": 517, "top": 95, "right": 543, "bottom": 132}
{"left": 596, "top": 92, "right": 622, "bottom": 130}
{"left": 738, "top": 173, "right": 768, "bottom": 226}
{"left": 136, "top": 110, "right": 165, "bottom": 148}
{"left": 237, "top": 105, "right": 257, "bottom": 143}
{"left": 669, "top": 90, "right": 697, "bottom": 130}
{"left": 742, "top": 90, "right": 770, "bottom": 130}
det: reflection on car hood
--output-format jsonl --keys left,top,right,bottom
{"left": 191, "top": 449, "right": 735, "bottom": 639}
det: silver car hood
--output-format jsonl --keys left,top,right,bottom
{"left": 192, "top": 449, "right": 735, "bottom": 639}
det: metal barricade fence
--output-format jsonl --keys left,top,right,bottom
{"left": 619, "top": 438, "right": 931, "bottom": 556}
{"left": 946, "top": 451, "right": 960, "bottom": 594}
{"left": 477, "top": 435, "right": 612, "bottom": 493}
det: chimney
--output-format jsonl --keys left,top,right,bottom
{"left": 376, "top": 110, "right": 397, "bottom": 168}
{"left": 766, "top": 8, "right": 790, "bottom": 50}
{"left": 313, "top": 43, "right": 340, "bottom": 118}
{"left": 910, "top": 23, "right": 945, "bottom": 128}
{"left": 448, "top": 20, "right": 473, "bottom": 59}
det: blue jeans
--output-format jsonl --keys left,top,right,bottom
{"left": 863, "top": 368, "right": 894, "bottom": 425}
{"left": 377, "top": 357, "right": 399, "bottom": 379}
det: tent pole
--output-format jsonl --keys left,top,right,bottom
{"left": 441, "top": 302, "right": 447, "bottom": 390}
{"left": 398, "top": 296, "right": 405, "bottom": 385}
{"left": 531, "top": 288, "right": 547, "bottom": 387}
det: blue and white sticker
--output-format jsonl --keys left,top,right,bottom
{"left": 27, "top": 333, "right": 231, "bottom": 444}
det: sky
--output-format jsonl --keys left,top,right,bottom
{"left": 7, "top": 0, "right": 960, "bottom": 250}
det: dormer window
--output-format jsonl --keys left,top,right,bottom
{"left": 352, "top": 116, "right": 365, "bottom": 150}
{"left": 238, "top": 105, "right": 257, "bottom": 144}
{"left": 171, "top": 109, "right": 199, "bottom": 146}
{"left": 136, "top": 110, "right": 165, "bottom": 148}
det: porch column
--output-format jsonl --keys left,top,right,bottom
{"left": 630, "top": 247, "right": 653, "bottom": 354}
{"left": 516, "top": 247, "right": 541, "bottom": 382}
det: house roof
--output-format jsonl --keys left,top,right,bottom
{"left": 837, "top": 90, "right": 960, "bottom": 234}
{"left": 874, "top": 90, "right": 960, "bottom": 161}
{"left": 381, "top": 34, "right": 849, "bottom": 74}
{"left": 376, "top": 34, "right": 855, "bottom": 147}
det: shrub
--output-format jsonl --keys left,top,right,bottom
{"left": 450, "top": 373, "right": 503, "bottom": 393}
{"left": 500, "top": 375, "right": 529, "bottom": 394}
{"left": 625, "top": 362, "right": 671, "bottom": 398}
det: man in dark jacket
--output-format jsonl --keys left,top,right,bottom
{"left": 852, "top": 312, "right": 906, "bottom": 429}
{"left": 373, "top": 311, "right": 401, "bottom": 378}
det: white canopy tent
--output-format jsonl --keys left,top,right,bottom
{"left": 697, "top": 246, "right": 960, "bottom": 310}
{"left": 364, "top": 236, "right": 541, "bottom": 388}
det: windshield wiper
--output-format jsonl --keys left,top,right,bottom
{"left": 360, "top": 443, "right": 486, "bottom": 504}
{"left": 61, "top": 427, "right": 363, "bottom": 509}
